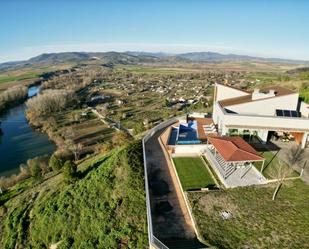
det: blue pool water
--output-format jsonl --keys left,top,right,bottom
{"left": 168, "top": 128, "right": 178, "bottom": 146}
{"left": 177, "top": 121, "right": 201, "bottom": 144}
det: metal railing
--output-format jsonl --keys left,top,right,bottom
{"left": 152, "top": 236, "right": 169, "bottom": 249}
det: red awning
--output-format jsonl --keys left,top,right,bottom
{"left": 208, "top": 136, "right": 264, "bottom": 162}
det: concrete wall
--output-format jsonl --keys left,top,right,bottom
{"left": 300, "top": 101, "right": 309, "bottom": 118}
{"left": 214, "top": 102, "right": 309, "bottom": 134}
{"left": 227, "top": 93, "right": 299, "bottom": 116}
{"left": 174, "top": 144, "right": 208, "bottom": 154}
{"left": 215, "top": 83, "right": 249, "bottom": 102}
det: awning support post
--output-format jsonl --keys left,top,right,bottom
{"left": 260, "top": 160, "right": 265, "bottom": 173}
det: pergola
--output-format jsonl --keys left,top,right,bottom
{"left": 207, "top": 136, "right": 265, "bottom": 179}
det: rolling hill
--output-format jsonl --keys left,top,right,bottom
{"left": 1, "top": 51, "right": 308, "bottom": 72}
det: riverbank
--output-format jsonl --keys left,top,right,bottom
{"left": 0, "top": 86, "right": 56, "bottom": 176}
{"left": 0, "top": 85, "right": 28, "bottom": 114}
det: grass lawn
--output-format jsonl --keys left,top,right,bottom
{"left": 254, "top": 151, "right": 299, "bottom": 179}
{"left": 188, "top": 179, "right": 309, "bottom": 249}
{"left": 173, "top": 157, "right": 216, "bottom": 190}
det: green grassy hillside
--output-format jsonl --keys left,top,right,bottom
{"left": 0, "top": 141, "right": 147, "bottom": 249}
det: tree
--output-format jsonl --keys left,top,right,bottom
{"left": 49, "top": 155, "right": 62, "bottom": 171}
{"left": 66, "top": 140, "right": 84, "bottom": 161}
{"left": 269, "top": 160, "right": 294, "bottom": 201}
{"left": 28, "top": 161, "right": 42, "bottom": 180}
{"left": 63, "top": 160, "right": 77, "bottom": 183}
{"left": 287, "top": 145, "right": 305, "bottom": 166}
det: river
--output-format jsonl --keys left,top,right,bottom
{"left": 0, "top": 86, "right": 56, "bottom": 176}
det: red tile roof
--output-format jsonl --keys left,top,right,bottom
{"left": 208, "top": 136, "right": 264, "bottom": 162}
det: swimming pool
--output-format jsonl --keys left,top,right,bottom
{"left": 168, "top": 127, "right": 178, "bottom": 146}
{"left": 177, "top": 121, "right": 201, "bottom": 144}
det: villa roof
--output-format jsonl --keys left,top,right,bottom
{"left": 219, "top": 86, "right": 296, "bottom": 108}
{"left": 208, "top": 136, "right": 264, "bottom": 162}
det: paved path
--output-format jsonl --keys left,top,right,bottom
{"left": 145, "top": 127, "right": 207, "bottom": 248}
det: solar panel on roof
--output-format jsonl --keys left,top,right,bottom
{"left": 283, "top": 110, "right": 290, "bottom": 116}
{"left": 276, "top": 109, "right": 301, "bottom": 118}
{"left": 291, "top": 111, "right": 298, "bottom": 117}
{"left": 276, "top": 110, "right": 283, "bottom": 116}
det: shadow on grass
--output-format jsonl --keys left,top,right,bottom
{"left": 262, "top": 150, "right": 280, "bottom": 172}
{"left": 77, "top": 156, "right": 108, "bottom": 179}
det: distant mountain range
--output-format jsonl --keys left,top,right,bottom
{"left": 1, "top": 51, "right": 308, "bottom": 71}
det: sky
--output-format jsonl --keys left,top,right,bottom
{"left": 0, "top": 0, "right": 309, "bottom": 63}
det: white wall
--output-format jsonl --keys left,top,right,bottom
{"left": 174, "top": 144, "right": 208, "bottom": 154}
{"left": 300, "top": 101, "right": 309, "bottom": 118}
{"left": 221, "top": 111, "right": 309, "bottom": 132}
{"left": 215, "top": 83, "right": 249, "bottom": 102}
{"left": 214, "top": 102, "right": 309, "bottom": 135}
{"left": 257, "top": 130, "right": 269, "bottom": 143}
{"left": 226, "top": 93, "right": 299, "bottom": 116}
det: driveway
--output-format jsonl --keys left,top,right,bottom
{"left": 145, "top": 127, "right": 207, "bottom": 248}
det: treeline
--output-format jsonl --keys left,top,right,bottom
{"left": 0, "top": 85, "right": 28, "bottom": 113}
{"left": 26, "top": 89, "right": 75, "bottom": 118}
{"left": 41, "top": 66, "right": 110, "bottom": 91}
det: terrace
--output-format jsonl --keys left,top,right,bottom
{"left": 203, "top": 136, "right": 267, "bottom": 188}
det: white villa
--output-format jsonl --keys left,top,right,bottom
{"left": 212, "top": 83, "right": 309, "bottom": 148}
{"left": 163, "top": 83, "right": 309, "bottom": 188}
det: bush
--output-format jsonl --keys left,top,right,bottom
{"left": 112, "top": 131, "right": 131, "bottom": 147}
{"left": 133, "top": 122, "right": 145, "bottom": 135}
{"left": 28, "top": 161, "right": 42, "bottom": 179}
{"left": 49, "top": 155, "right": 62, "bottom": 171}
{"left": 63, "top": 160, "right": 77, "bottom": 183}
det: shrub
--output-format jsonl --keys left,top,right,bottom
{"left": 112, "top": 131, "right": 131, "bottom": 147}
{"left": 49, "top": 155, "right": 62, "bottom": 171}
{"left": 28, "top": 161, "right": 42, "bottom": 179}
{"left": 63, "top": 160, "right": 77, "bottom": 183}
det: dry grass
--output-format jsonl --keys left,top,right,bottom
{"left": 189, "top": 179, "right": 309, "bottom": 249}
